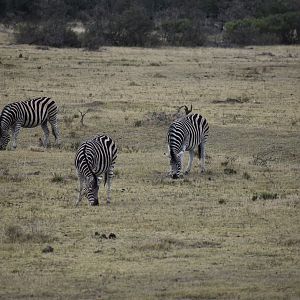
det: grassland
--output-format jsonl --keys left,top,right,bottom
{"left": 0, "top": 29, "right": 299, "bottom": 299}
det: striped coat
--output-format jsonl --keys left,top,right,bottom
{"left": 75, "top": 134, "right": 117, "bottom": 206}
{"left": 167, "top": 113, "right": 209, "bottom": 179}
{"left": 0, "top": 96, "right": 60, "bottom": 149}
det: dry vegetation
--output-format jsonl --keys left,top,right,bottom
{"left": 0, "top": 30, "right": 299, "bottom": 299}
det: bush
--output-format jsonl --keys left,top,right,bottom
{"left": 161, "top": 18, "right": 206, "bottom": 46}
{"left": 81, "top": 19, "right": 105, "bottom": 50}
{"left": 224, "top": 11, "right": 300, "bottom": 45}
{"left": 82, "top": 6, "right": 154, "bottom": 49}
{"left": 15, "top": 20, "right": 81, "bottom": 48}
{"left": 110, "top": 6, "right": 154, "bottom": 46}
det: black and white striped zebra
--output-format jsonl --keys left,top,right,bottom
{"left": 167, "top": 113, "right": 209, "bottom": 179}
{"left": 0, "top": 96, "right": 60, "bottom": 150}
{"left": 75, "top": 134, "right": 117, "bottom": 206}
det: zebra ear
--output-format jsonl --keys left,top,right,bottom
{"left": 185, "top": 105, "right": 192, "bottom": 114}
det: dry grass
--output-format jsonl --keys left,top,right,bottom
{"left": 0, "top": 32, "right": 299, "bottom": 299}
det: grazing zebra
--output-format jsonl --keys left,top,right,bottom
{"left": 167, "top": 113, "right": 209, "bottom": 179}
{"left": 0, "top": 96, "right": 60, "bottom": 150}
{"left": 75, "top": 134, "right": 117, "bottom": 206}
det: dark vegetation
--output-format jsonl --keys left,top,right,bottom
{"left": 0, "top": 0, "right": 299, "bottom": 47}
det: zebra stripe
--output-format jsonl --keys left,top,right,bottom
{"left": 167, "top": 113, "right": 209, "bottom": 179}
{"left": 75, "top": 134, "right": 117, "bottom": 206}
{"left": 0, "top": 96, "right": 60, "bottom": 150}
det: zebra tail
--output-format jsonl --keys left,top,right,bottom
{"left": 51, "top": 126, "right": 57, "bottom": 139}
{"left": 198, "top": 144, "right": 201, "bottom": 160}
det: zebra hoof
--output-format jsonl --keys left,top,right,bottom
{"left": 172, "top": 174, "right": 179, "bottom": 179}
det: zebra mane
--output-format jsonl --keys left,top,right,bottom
{"left": 0, "top": 104, "right": 13, "bottom": 130}
{"left": 0, "top": 104, "right": 11, "bottom": 120}
{"left": 83, "top": 142, "right": 98, "bottom": 188}
{"left": 0, "top": 106, "right": 4, "bottom": 124}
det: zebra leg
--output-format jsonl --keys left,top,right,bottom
{"left": 41, "top": 122, "right": 50, "bottom": 147}
{"left": 199, "top": 142, "right": 206, "bottom": 173}
{"left": 106, "top": 168, "right": 114, "bottom": 204}
{"left": 166, "top": 145, "right": 173, "bottom": 175}
{"left": 185, "top": 150, "right": 195, "bottom": 175}
{"left": 11, "top": 124, "right": 22, "bottom": 149}
{"left": 50, "top": 119, "right": 61, "bottom": 146}
{"left": 75, "top": 176, "right": 85, "bottom": 206}
{"left": 178, "top": 150, "right": 185, "bottom": 176}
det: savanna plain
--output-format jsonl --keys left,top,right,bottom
{"left": 0, "top": 30, "right": 299, "bottom": 299}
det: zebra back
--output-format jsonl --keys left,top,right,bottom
{"left": 187, "top": 113, "right": 209, "bottom": 144}
{"left": 168, "top": 113, "right": 209, "bottom": 155}
{"left": 0, "top": 97, "right": 58, "bottom": 130}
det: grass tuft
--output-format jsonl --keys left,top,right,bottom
{"left": 252, "top": 192, "right": 278, "bottom": 201}
{"left": 242, "top": 171, "right": 251, "bottom": 180}
{"left": 224, "top": 167, "right": 237, "bottom": 175}
{"left": 51, "top": 173, "right": 65, "bottom": 183}
{"left": 4, "top": 224, "right": 52, "bottom": 243}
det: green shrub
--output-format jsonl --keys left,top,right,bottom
{"left": 15, "top": 21, "right": 81, "bottom": 48}
{"left": 110, "top": 6, "right": 154, "bottom": 47}
{"left": 161, "top": 18, "right": 206, "bottom": 46}
{"left": 224, "top": 11, "right": 300, "bottom": 45}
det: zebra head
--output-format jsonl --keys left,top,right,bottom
{"left": 0, "top": 129, "right": 10, "bottom": 150}
{"left": 86, "top": 175, "right": 100, "bottom": 206}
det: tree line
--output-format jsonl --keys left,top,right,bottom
{"left": 0, "top": 0, "right": 299, "bottom": 48}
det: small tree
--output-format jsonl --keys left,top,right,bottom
{"left": 79, "top": 110, "right": 91, "bottom": 126}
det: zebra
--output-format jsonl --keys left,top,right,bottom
{"left": 0, "top": 96, "right": 60, "bottom": 150}
{"left": 75, "top": 134, "right": 117, "bottom": 206}
{"left": 167, "top": 113, "right": 209, "bottom": 179}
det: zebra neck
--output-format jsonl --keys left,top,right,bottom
{"left": 83, "top": 142, "right": 96, "bottom": 177}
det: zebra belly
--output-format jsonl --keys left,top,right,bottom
{"left": 22, "top": 123, "right": 42, "bottom": 128}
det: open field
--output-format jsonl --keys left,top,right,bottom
{"left": 0, "top": 30, "right": 299, "bottom": 299}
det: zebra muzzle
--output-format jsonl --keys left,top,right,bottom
{"left": 90, "top": 200, "right": 99, "bottom": 206}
